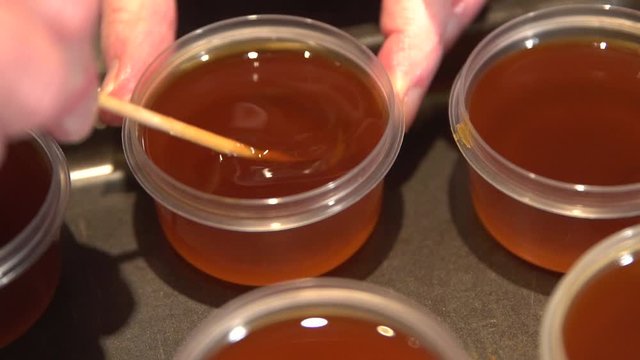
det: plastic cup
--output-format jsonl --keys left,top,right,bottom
{"left": 540, "top": 223, "right": 640, "bottom": 359}
{"left": 174, "top": 277, "right": 469, "bottom": 360}
{"left": 0, "top": 133, "right": 70, "bottom": 347}
{"left": 449, "top": 5, "right": 640, "bottom": 272}
{"left": 123, "top": 15, "right": 403, "bottom": 286}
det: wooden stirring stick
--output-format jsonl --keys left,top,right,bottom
{"left": 98, "top": 92, "right": 291, "bottom": 161}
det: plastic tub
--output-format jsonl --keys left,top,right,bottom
{"left": 123, "top": 15, "right": 403, "bottom": 285}
{"left": 174, "top": 277, "right": 469, "bottom": 360}
{"left": 0, "top": 133, "right": 70, "bottom": 347}
{"left": 449, "top": 5, "right": 640, "bottom": 272}
{"left": 540, "top": 223, "right": 640, "bottom": 359}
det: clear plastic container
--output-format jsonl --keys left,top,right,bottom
{"left": 123, "top": 15, "right": 403, "bottom": 285}
{"left": 174, "top": 277, "right": 469, "bottom": 360}
{"left": 540, "top": 223, "right": 640, "bottom": 360}
{"left": 0, "top": 133, "right": 70, "bottom": 347}
{"left": 449, "top": 5, "right": 640, "bottom": 272}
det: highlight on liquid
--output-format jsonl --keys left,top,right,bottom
{"left": 123, "top": 15, "right": 403, "bottom": 285}
{"left": 450, "top": 5, "right": 640, "bottom": 273}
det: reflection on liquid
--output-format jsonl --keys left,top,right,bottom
{"left": 618, "top": 252, "right": 634, "bottom": 267}
{"left": 214, "top": 316, "right": 436, "bottom": 360}
{"left": 227, "top": 326, "right": 247, "bottom": 343}
{"left": 376, "top": 325, "right": 395, "bottom": 337}
{"left": 300, "top": 317, "right": 328, "bottom": 328}
{"left": 524, "top": 37, "right": 539, "bottom": 49}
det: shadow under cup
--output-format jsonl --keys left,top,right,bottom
{"left": 449, "top": 5, "right": 640, "bottom": 273}
{"left": 122, "top": 15, "right": 403, "bottom": 286}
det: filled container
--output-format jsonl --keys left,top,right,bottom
{"left": 449, "top": 5, "right": 640, "bottom": 272}
{"left": 0, "top": 133, "right": 70, "bottom": 347}
{"left": 174, "top": 277, "right": 469, "bottom": 360}
{"left": 540, "top": 223, "right": 640, "bottom": 359}
{"left": 123, "top": 15, "right": 403, "bottom": 285}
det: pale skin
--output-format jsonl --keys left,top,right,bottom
{"left": 0, "top": 0, "right": 484, "bottom": 164}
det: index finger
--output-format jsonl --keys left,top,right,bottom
{"left": 378, "top": 0, "right": 485, "bottom": 126}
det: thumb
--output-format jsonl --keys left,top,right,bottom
{"left": 100, "top": 0, "right": 176, "bottom": 125}
{"left": 378, "top": 0, "right": 485, "bottom": 127}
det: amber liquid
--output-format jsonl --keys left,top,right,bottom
{"left": 0, "top": 141, "right": 51, "bottom": 245}
{"left": 209, "top": 315, "right": 438, "bottom": 360}
{"left": 468, "top": 39, "right": 640, "bottom": 272}
{"left": 563, "top": 257, "right": 640, "bottom": 359}
{"left": 0, "top": 140, "right": 60, "bottom": 347}
{"left": 143, "top": 44, "right": 387, "bottom": 285}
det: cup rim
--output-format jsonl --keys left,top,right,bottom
{"left": 0, "top": 132, "right": 70, "bottom": 287}
{"left": 174, "top": 277, "right": 470, "bottom": 360}
{"left": 449, "top": 4, "right": 640, "bottom": 219}
{"left": 539, "top": 223, "right": 640, "bottom": 360}
{"left": 122, "top": 14, "right": 404, "bottom": 231}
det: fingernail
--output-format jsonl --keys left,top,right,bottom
{"left": 100, "top": 58, "right": 120, "bottom": 94}
{"left": 403, "top": 86, "right": 426, "bottom": 129}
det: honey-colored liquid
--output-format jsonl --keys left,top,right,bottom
{"left": 0, "top": 140, "right": 60, "bottom": 347}
{"left": 156, "top": 183, "right": 382, "bottom": 285}
{"left": 144, "top": 45, "right": 386, "bottom": 198}
{"left": 0, "top": 140, "right": 51, "bottom": 245}
{"left": 209, "top": 315, "right": 438, "bottom": 360}
{"left": 142, "top": 45, "right": 387, "bottom": 285}
{"left": 563, "top": 257, "right": 640, "bottom": 359}
{"left": 468, "top": 39, "right": 640, "bottom": 272}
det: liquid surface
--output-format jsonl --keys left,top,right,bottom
{"left": 0, "top": 140, "right": 51, "bottom": 246}
{"left": 467, "top": 38, "right": 640, "bottom": 272}
{"left": 563, "top": 256, "right": 640, "bottom": 359}
{"left": 209, "top": 315, "right": 438, "bottom": 360}
{"left": 144, "top": 45, "right": 387, "bottom": 198}
{"left": 469, "top": 38, "right": 640, "bottom": 185}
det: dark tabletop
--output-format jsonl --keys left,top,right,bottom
{"left": 2, "top": 1, "right": 639, "bottom": 359}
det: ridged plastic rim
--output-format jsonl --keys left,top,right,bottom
{"left": 0, "top": 133, "right": 69, "bottom": 287}
{"left": 123, "top": 15, "right": 403, "bottom": 231}
{"left": 540, "top": 223, "right": 640, "bottom": 360}
{"left": 174, "top": 277, "right": 470, "bottom": 360}
{"left": 449, "top": 4, "right": 640, "bottom": 219}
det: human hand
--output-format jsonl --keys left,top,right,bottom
{"left": 0, "top": 0, "right": 100, "bottom": 162}
{"left": 0, "top": 0, "right": 176, "bottom": 163}
{"left": 100, "top": 0, "right": 176, "bottom": 125}
{"left": 378, "top": 0, "right": 485, "bottom": 127}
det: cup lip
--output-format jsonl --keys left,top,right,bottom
{"left": 449, "top": 4, "right": 640, "bottom": 219}
{"left": 174, "top": 277, "right": 470, "bottom": 360}
{"left": 122, "top": 14, "right": 403, "bottom": 232}
{"left": 0, "top": 132, "right": 69, "bottom": 288}
{"left": 539, "top": 223, "right": 640, "bottom": 360}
